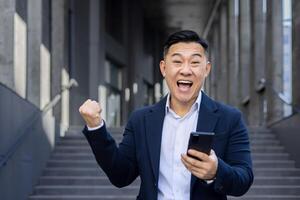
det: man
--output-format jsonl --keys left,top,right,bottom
{"left": 79, "top": 30, "right": 253, "bottom": 200}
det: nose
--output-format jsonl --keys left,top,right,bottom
{"left": 180, "top": 62, "right": 192, "bottom": 76}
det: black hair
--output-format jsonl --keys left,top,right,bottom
{"left": 163, "top": 30, "right": 208, "bottom": 57}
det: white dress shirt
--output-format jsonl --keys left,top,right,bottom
{"left": 87, "top": 92, "right": 204, "bottom": 199}
{"left": 157, "top": 92, "right": 201, "bottom": 200}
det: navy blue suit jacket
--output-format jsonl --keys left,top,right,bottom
{"left": 83, "top": 92, "right": 253, "bottom": 200}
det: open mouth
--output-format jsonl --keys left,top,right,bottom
{"left": 177, "top": 80, "right": 193, "bottom": 90}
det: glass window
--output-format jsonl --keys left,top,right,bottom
{"left": 104, "top": 59, "right": 122, "bottom": 127}
{"left": 143, "top": 81, "right": 154, "bottom": 106}
{"left": 282, "top": 0, "right": 292, "bottom": 117}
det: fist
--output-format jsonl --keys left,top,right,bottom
{"left": 79, "top": 99, "right": 102, "bottom": 128}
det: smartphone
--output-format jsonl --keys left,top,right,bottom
{"left": 187, "top": 132, "right": 215, "bottom": 157}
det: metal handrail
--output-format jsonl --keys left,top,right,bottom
{"left": 257, "top": 78, "right": 300, "bottom": 114}
{"left": 0, "top": 79, "right": 78, "bottom": 167}
{"left": 269, "top": 86, "right": 300, "bottom": 114}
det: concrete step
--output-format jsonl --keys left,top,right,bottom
{"left": 46, "top": 159, "right": 296, "bottom": 168}
{"left": 246, "top": 185, "right": 300, "bottom": 195}
{"left": 253, "top": 177, "right": 300, "bottom": 185}
{"left": 53, "top": 146, "right": 93, "bottom": 154}
{"left": 32, "top": 185, "right": 139, "bottom": 196}
{"left": 65, "top": 126, "right": 123, "bottom": 135}
{"left": 250, "top": 143, "right": 284, "bottom": 147}
{"left": 248, "top": 126, "right": 271, "bottom": 133}
{"left": 63, "top": 133, "right": 279, "bottom": 141}
{"left": 254, "top": 168, "right": 300, "bottom": 176}
{"left": 38, "top": 176, "right": 140, "bottom": 186}
{"left": 57, "top": 138, "right": 121, "bottom": 145}
{"left": 50, "top": 153, "right": 95, "bottom": 160}
{"left": 50, "top": 152, "right": 292, "bottom": 162}
{"left": 43, "top": 168, "right": 105, "bottom": 176}
{"left": 253, "top": 160, "right": 295, "bottom": 168}
{"left": 251, "top": 146, "right": 285, "bottom": 153}
{"left": 249, "top": 133, "right": 276, "bottom": 139}
{"left": 47, "top": 160, "right": 97, "bottom": 168}
{"left": 56, "top": 139, "right": 283, "bottom": 148}
{"left": 228, "top": 195, "right": 300, "bottom": 200}
{"left": 252, "top": 153, "right": 290, "bottom": 160}
{"left": 29, "top": 195, "right": 136, "bottom": 200}
{"left": 249, "top": 139, "right": 280, "bottom": 145}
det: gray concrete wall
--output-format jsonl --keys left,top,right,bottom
{"left": 271, "top": 113, "right": 300, "bottom": 168}
{"left": 0, "top": 83, "right": 57, "bottom": 200}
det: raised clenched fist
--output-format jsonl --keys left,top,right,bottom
{"left": 79, "top": 99, "right": 103, "bottom": 128}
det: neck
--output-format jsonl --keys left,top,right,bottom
{"left": 170, "top": 97, "right": 196, "bottom": 117}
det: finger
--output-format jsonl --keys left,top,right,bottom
{"left": 181, "top": 154, "right": 199, "bottom": 166}
{"left": 181, "top": 155, "right": 200, "bottom": 173}
{"left": 181, "top": 157, "right": 206, "bottom": 176}
{"left": 181, "top": 154, "right": 207, "bottom": 172}
{"left": 188, "top": 149, "right": 209, "bottom": 161}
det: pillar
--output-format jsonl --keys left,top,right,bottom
{"left": 51, "top": 0, "right": 67, "bottom": 123}
{"left": 266, "top": 0, "right": 284, "bottom": 125}
{"left": 89, "top": 0, "right": 104, "bottom": 100}
{"left": 27, "top": 0, "right": 42, "bottom": 107}
{"left": 0, "top": 0, "right": 15, "bottom": 89}
{"left": 227, "top": 0, "right": 239, "bottom": 106}
{"left": 14, "top": 0, "right": 27, "bottom": 98}
{"left": 218, "top": 2, "right": 228, "bottom": 103}
{"left": 69, "top": 0, "right": 90, "bottom": 126}
{"left": 249, "top": 0, "right": 267, "bottom": 126}
{"left": 239, "top": 0, "right": 251, "bottom": 122}
{"left": 211, "top": 23, "right": 220, "bottom": 100}
{"left": 292, "top": 0, "right": 300, "bottom": 110}
{"left": 40, "top": 0, "right": 51, "bottom": 110}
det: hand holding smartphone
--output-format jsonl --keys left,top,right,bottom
{"left": 187, "top": 132, "right": 215, "bottom": 158}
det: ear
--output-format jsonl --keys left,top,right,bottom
{"left": 160, "top": 60, "right": 166, "bottom": 77}
{"left": 204, "top": 61, "right": 212, "bottom": 77}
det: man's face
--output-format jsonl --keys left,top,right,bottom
{"left": 160, "top": 42, "right": 211, "bottom": 107}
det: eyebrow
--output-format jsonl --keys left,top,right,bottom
{"left": 171, "top": 53, "right": 182, "bottom": 57}
{"left": 171, "top": 53, "right": 202, "bottom": 58}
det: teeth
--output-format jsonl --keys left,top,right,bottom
{"left": 177, "top": 80, "right": 192, "bottom": 84}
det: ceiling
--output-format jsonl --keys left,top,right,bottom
{"left": 142, "top": 0, "right": 216, "bottom": 36}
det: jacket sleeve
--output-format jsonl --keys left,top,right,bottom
{"left": 213, "top": 110, "right": 254, "bottom": 196}
{"left": 82, "top": 118, "right": 139, "bottom": 188}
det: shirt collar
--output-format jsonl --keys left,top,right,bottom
{"left": 165, "top": 90, "right": 202, "bottom": 115}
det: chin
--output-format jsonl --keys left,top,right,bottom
{"left": 177, "top": 96, "right": 194, "bottom": 104}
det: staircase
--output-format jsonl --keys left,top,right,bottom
{"left": 229, "top": 127, "right": 300, "bottom": 200}
{"left": 29, "top": 127, "right": 300, "bottom": 200}
{"left": 28, "top": 127, "right": 140, "bottom": 200}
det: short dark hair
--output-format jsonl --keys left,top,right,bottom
{"left": 163, "top": 30, "right": 208, "bottom": 57}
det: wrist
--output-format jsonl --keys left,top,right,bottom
{"left": 87, "top": 120, "right": 104, "bottom": 131}
{"left": 87, "top": 119, "right": 103, "bottom": 128}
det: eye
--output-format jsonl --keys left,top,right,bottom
{"left": 191, "top": 61, "right": 201, "bottom": 66}
{"left": 173, "top": 60, "right": 182, "bottom": 64}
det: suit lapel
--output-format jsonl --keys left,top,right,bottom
{"left": 145, "top": 97, "right": 166, "bottom": 184}
{"left": 190, "top": 92, "right": 220, "bottom": 193}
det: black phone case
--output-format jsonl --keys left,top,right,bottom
{"left": 187, "top": 132, "right": 215, "bottom": 155}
